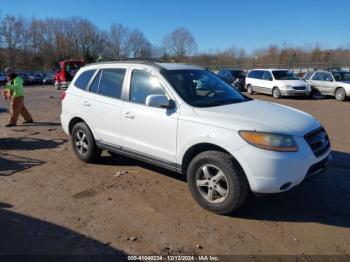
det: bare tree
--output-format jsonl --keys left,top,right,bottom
{"left": 1, "top": 13, "right": 350, "bottom": 71}
{"left": 73, "top": 18, "right": 104, "bottom": 62}
{"left": 127, "top": 29, "right": 152, "bottom": 58}
{"left": 109, "top": 23, "right": 129, "bottom": 59}
{"left": 0, "top": 15, "right": 24, "bottom": 67}
{"left": 162, "top": 27, "right": 197, "bottom": 58}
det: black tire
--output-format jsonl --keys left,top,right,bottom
{"left": 186, "top": 151, "right": 249, "bottom": 215}
{"left": 71, "top": 122, "right": 101, "bottom": 163}
{"left": 272, "top": 87, "right": 282, "bottom": 99}
{"left": 247, "top": 84, "right": 254, "bottom": 95}
{"left": 335, "top": 87, "right": 347, "bottom": 102}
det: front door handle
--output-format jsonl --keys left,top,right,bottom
{"left": 82, "top": 101, "right": 91, "bottom": 107}
{"left": 124, "top": 112, "right": 135, "bottom": 119}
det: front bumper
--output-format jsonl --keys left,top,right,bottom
{"left": 233, "top": 136, "right": 331, "bottom": 194}
{"left": 281, "top": 89, "right": 311, "bottom": 96}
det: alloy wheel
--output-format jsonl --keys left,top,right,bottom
{"left": 195, "top": 164, "right": 229, "bottom": 204}
{"left": 75, "top": 130, "right": 89, "bottom": 156}
{"left": 335, "top": 88, "right": 345, "bottom": 101}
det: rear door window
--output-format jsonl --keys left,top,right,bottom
{"left": 324, "top": 72, "right": 333, "bottom": 81}
{"left": 74, "top": 70, "right": 96, "bottom": 90}
{"left": 313, "top": 72, "right": 332, "bottom": 82}
{"left": 97, "top": 69, "right": 126, "bottom": 99}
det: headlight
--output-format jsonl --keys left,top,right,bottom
{"left": 284, "top": 85, "right": 293, "bottom": 89}
{"left": 239, "top": 131, "right": 298, "bottom": 152}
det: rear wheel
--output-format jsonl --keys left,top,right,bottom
{"left": 71, "top": 122, "right": 101, "bottom": 162}
{"left": 272, "top": 87, "right": 282, "bottom": 99}
{"left": 335, "top": 87, "right": 346, "bottom": 102}
{"left": 187, "top": 151, "right": 249, "bottom": 215}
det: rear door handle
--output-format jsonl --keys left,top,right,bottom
{"left": 124, "top": 112, "right": 135, "bottom": 119}
{"left": 82, "top": 101, "right": 91, "bottom": 107}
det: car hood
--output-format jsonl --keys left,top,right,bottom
{"left": 275, "top": 79, "right": 307, "bottom": 86}
{"left": 192, "top": 100, "right": 320, "bottom": 136}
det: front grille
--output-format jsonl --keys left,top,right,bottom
{"left": 304, "top": 127, "right": 330, "bottom": 157}
{"left": 292, "top": 86, "right": 306, "bottom": 90}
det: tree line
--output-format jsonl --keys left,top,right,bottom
{"left": 0, "top": 14, "right": 349, "bottom": 71}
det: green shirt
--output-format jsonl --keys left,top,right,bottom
{"left": 5, "top": 76, "right": 24, "bottom": 98}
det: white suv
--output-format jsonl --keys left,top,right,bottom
{"left": 61, "top": 61, "right": 331, "bottom": 214}
{"left": 246, "top": 69, "right": 311, "bottom": 98}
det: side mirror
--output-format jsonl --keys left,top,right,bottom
{"left": 145, "top": 94, "right": 175, "bottom": 109}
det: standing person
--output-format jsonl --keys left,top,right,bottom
{"left": 2, "top": 67, "right": 34, "bottom": 127}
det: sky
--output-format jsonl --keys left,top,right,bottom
{"left": 0, "top": 0, "right": 349, "bottom": 53}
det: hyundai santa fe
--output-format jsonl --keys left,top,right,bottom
{"left": 61, "top": 61, "right": 331, "bottom": 214}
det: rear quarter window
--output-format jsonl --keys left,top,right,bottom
{"left": 74, "top": 69, "right": 96, "bottom": 90}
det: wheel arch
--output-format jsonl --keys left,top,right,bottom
{"left": 181, "top": 143, "right": 242, "bottom": 174}
{"left": 181, "top": 142, "right": 253, "bottom": 194}
{"left": 272, "top": 86, "right": 279, "bottom": 94}
{"left": 334, "top": 86, "right": 345, "bottom": 95}
{"left": 68, "top": 116, "right": 87, "bottom": 135}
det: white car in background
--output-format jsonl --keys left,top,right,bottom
{"left": 61, "top": 61, "right": 331, "bottom": 214}
{"left": 246, "top": 69, "right": 311, "bottom": 98}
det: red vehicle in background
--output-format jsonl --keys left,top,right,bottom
{"left": 54, "top": 60, "right": 85, "bottom": 89}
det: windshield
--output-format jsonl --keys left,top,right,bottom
{"left": 332, "top": 72, "right": 350, "bottom": 82}
{"left": 272, "top": 70, "right": 298, "bottom": 80}
{"left": 161, "top": 70, "right": 248, "bottom": 107}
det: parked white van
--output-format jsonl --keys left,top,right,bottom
{"left": 245, "top": 69, "right": 311, "bottom": 98}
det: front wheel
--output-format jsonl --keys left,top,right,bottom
{"left": 272, "top": 87, "right": 282, "bottom": 99}
{"left": 71, "top": 122, "right": 101, "bottom": 162}
{"left": 187, "top": 151, "right": 249, "bottom": 215}
{"left": 247, "top": 84, "right": 254, "bottom": 94}
{"left": 335, "top": 87, "right": 347, "bottom": 102}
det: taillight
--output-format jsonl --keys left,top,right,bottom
{"left": 61, "top": 91, "right": 66, "bottom": 100}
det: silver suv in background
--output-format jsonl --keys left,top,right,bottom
{"left": 304, "top": 70, "right": 350, "bottom": 101}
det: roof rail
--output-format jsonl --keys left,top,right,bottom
{"left": 122, "top": 58, "right": 164, "bottom": 63}
{"left": 86, "top": 59, "right": 165, "bottom": 70}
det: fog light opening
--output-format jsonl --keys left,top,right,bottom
{"left": 280, "top": 182, "right": 292, "bottom": 191}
